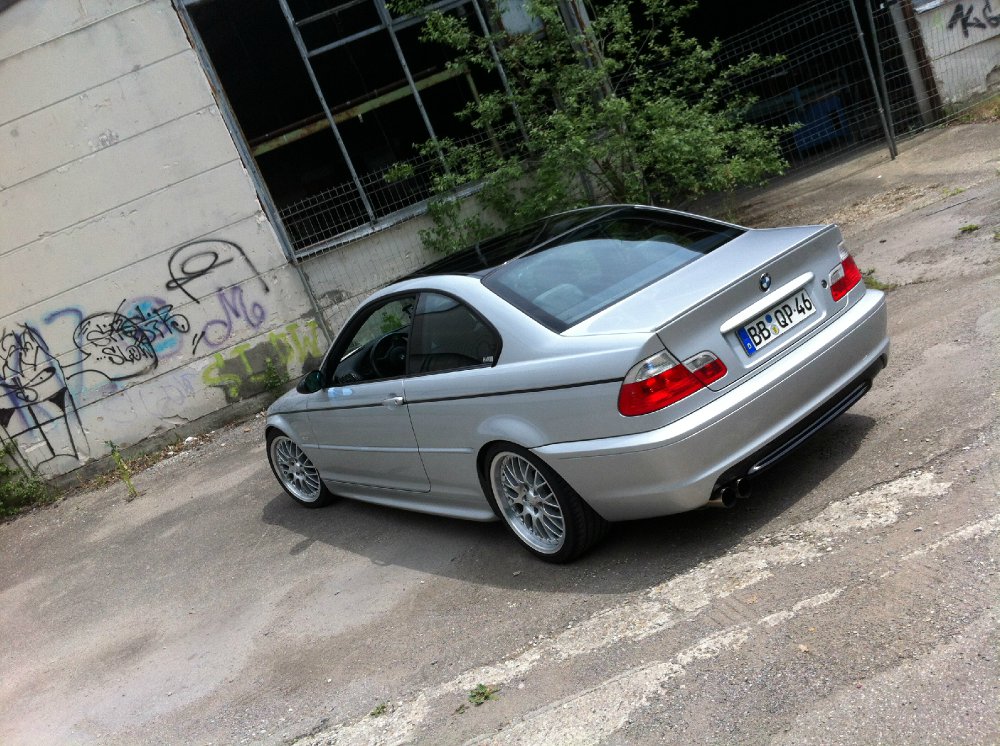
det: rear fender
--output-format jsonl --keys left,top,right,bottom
{"left": 476, "top": 415, "right": 550, "bottom": 450}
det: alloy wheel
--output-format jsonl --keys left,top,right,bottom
{"left": 490, "top": 451, "right": 566, "bottom": 554}
{"left": 270, "top": 436, "right": 322, "bottom": 503}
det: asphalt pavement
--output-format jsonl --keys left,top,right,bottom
{"left": 1, "top": 123, "right": 997, "bottom": 745}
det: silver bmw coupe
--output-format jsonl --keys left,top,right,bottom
{"left": 266, "top": 205, "right": 889, "bottom": 562}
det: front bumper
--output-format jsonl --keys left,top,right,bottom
{"left": 534, "top": 290, "right": 889, "bottom": 521}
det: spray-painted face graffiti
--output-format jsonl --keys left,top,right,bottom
{"left": 164, "top": 239, "right": 271, "bottom": 355}
{"left": 0, "top": 325, "right": 89, "bottom": 465}
{"left": 166, "top": 239, "right": 269, "bottom": 303}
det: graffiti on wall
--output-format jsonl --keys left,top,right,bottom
{"left": 0, "top": 325, "right": 90, "bottom": 465}
{"left": 1, "top": 237, "right": 321, "bottom": 471}
{"left": 190, "top": 287, "right": 266, "bottom": 355}
{"left": 166, "top": 239, "right": 269, "bottom": 302}
{"left": 73, "top": 299, "right": 190, "bottom": 381}
{"left": 203, "top": 320, "right": 324, "bottom": 403}
{"left": 164, "top": 239, "right": 272, "bottom": 355}
{"left": 947, "top": 1, "right": 1000, "bottom": 36}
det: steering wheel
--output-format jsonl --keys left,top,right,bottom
{"left": 369, "top": 331, "right": 408, "bottom": 378}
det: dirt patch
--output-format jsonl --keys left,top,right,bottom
{"left": 696, "top": 122, "right": 1000, "bottom": 235}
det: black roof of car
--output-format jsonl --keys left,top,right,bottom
{"left": 403, "top": 205, "right": 627, "bottom": 279}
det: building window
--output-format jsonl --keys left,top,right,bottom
{"left": 180, "top": 0, "right": 509, "bottom": 255}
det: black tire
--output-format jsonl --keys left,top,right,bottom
{"left": 266, "top": 429, "right": 335, "bottom": 508}
{"left": 482, "top": 443, "right": 609, "bottom": 563}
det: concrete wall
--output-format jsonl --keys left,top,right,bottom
{"left": 301, "top": 214, "right": 440, "bottom": 332}
{"left": 915, "top": 0, "right": 1000, "bottom": 104}
{"left": 0, "top": 0, "right": 325, "bottom": 476}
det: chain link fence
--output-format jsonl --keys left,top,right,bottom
{"left": 292, "top": 0, "right": 999, "bottom": 334}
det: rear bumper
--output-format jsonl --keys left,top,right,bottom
{"left": 534, "top": 290, "right": 889, "bottom": 521}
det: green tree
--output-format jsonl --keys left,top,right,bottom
{"left": 391, "top": 0, "right": 787, "bottom": 253}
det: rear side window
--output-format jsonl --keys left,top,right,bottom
{"left": 483, "top": 213, "right": 743, "bottom": 331}
{"left": 407, "top": 293, "right": 499, "bottom": 374}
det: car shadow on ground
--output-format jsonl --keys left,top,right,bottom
{"left": 259, "top": 413, "right": 875, "bottom": 595}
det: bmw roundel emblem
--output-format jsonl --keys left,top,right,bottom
{"left": 759, "top": 273, "right": 772, "bottom": 292}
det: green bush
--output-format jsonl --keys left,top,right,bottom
{"left": 390, "top": 0, "right": 788, "bottom": 253}
{"left": 0, "top": 445, "right": 50, "bottom": 518}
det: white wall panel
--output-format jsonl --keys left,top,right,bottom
{"left": 1, "top": 106, "right": 239, "bottom": 253}
{"left": 0, "top": 0, "right": 145, "bottom": 61}
{"left": 1, "top": 52, "right": 214, "bottom": 188}
{"left": 0, "top": 0, "right": 322, "bottom": 477}
{"left": 0, "top": 1, "right": 189, "bottom": 126}
{"left": 0, "top": 161, "right": 278, "bottom": 313}
{"left": 916, "top": 0, "right": 1000, "bottom": 104}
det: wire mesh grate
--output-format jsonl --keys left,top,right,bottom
{"left": 277, "top": 128, "right": 505, "bottom": 255}
{"left": 280, "top": 0, "right": 998, "bottom": 263}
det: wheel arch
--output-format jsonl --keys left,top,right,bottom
{"left": 476, "top": 439, "right": 590, "bottom": 519}
{"left": 477, "top": 440, "right": 609, "bottom": 562}
{"left": 476, "top": 440, "right": 517, "bottom": 519}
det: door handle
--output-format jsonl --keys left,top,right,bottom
{"left": 383, "top": 395, "right": 405, "bottom": 409}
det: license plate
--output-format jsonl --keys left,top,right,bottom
{"left": 737, "top": 289, "right": 815, "bottom": 356}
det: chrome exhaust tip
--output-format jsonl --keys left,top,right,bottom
{"left": 707, "top": 484, "right": 737, "bottom": 508}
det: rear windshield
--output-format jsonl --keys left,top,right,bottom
{"left": 483, "top": 211, "right": 744, "bottom": 331}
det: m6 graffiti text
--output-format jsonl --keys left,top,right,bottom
{"left": 189, "top": 286, "right": 267, "bottom": 355}
{"left": 1, "top": 236, "right": 286, "bottom": 472}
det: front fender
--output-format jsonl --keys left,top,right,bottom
{"left": 266, "top": 410, "right": 314, "bottom": 445}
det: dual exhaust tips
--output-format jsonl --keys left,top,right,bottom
{"left": 707, "top": 477, "right": 752, "bottom": 508}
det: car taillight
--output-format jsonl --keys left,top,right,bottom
{"left": 829, "top": 244, "right": 863, "bottom": 302}
{"left": 618, "top": 350, "right": 727, "bottom": 416}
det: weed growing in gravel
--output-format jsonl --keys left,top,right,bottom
{"left": 959, "top": 224, "right": 979, "bottom": 234}
{"left": 106, "top": 441, "right": 138, "bottom": 501}
{"left": 863, "top": 269, "right": 897, "bottom": 292}
{"left": 468, "top": 684, "right": 498, "bottom": 706}
{"left": 952, "top": 98, "right": 1000, "bottom": 123}
{"left": 369, "top": 702, "right": 389, "bottom": 717}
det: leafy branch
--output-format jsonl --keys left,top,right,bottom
{"left": 389, "top": 0, "right": 788, "bottom": 253}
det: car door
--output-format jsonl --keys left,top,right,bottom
{"left": 305, "top": 294, "right": 430, "bottom": 492}
{"left": 402, "top": 291, "right": 502, "bottom": 505}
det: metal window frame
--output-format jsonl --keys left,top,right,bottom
{"left": 276, "top": 0, "right": 494, "bottom": 224}
{"left": 180, "top": 0, "right": 522, "bottom": 255}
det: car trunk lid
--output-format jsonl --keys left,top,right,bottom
{"left": 567, "top": 224, "right": 861, "bottom": 389}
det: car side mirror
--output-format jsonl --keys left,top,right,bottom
{"left": 296, "top": 369, "right": 324, "bottom": 394}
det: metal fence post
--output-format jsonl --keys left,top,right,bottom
{"left": 848, "top": 0, "right": 897, "bottom": 159}
{"left": 863, "top": 0, "right": 898, "bottom": 146}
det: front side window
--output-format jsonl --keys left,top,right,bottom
{"left": 331, "top": 295, "right": 416, "bottom": 384}
{"left": 407, "top": 293, "right": 499, "bottom": 374}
